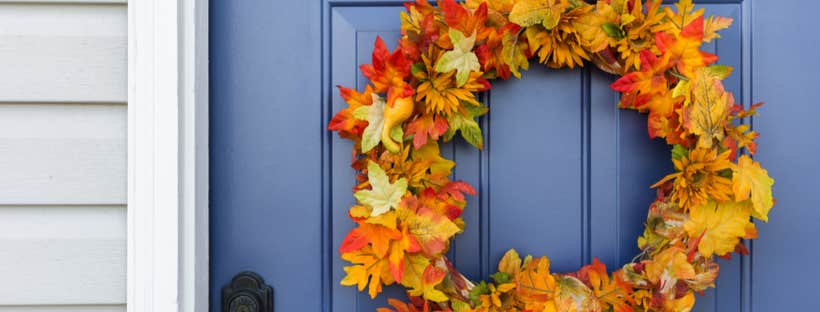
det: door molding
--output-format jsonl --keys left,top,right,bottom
{"left": 127, "top": 0, "right": 209, "bottom": 311}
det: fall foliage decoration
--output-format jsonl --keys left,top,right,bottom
{"left": 328, "top": 0, "right": 773, "bottom": 311}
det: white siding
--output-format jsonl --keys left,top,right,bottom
{"left": 0, "top": 1, "right": 126, "bottom": 310}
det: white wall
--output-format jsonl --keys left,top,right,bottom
{"left": 0, "top": 1, "right": 127, "bottom": 311}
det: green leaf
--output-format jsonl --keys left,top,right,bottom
{"left": 602, "top": 22, "right": 625, "bottom": 40}
{"left": 671, "top": 144, "right": 688, "bottom": 160}
{"left": 468, "top": 281, "right": 491, "bottom": 306}
{"left": 353, "top": 94, "right": 387, "bottom": 153}
{"left": 491, "top": 272, "right": 512, "bottom": 284}
{"left": 704, "top": 64, "right": 734, "bottom": 80}
{"left": 435, "top": 29, "right": 481, "bottom": 87}
{"left": 354, "top": 161, "right": 408, "bottom": 216}
{"left": 451, "top": 299, "right": 472, "bottom": 312}
{"left": 444, "top": 104, "right": 487, "bottom": 149}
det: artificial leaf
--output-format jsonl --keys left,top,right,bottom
{"left": 388, "top": 224, "right": 422, "bottom": 281}
{"left": 406, "top": 114, "right": 449, "bottom": 149}
{"left": 355, "top": 161, "right": 408, "bottom": 216}
{"left": 404, "top": 206, "right": 461, "bottom": 256}
{"left": 553, "top": 275, "right": 601, "bottom": 312}
{"left": 611, "top": 50, "right": 673, "bottom": 115}
{"left": 656, "top": 16, "right": 717, "bottom": 78}
{"left": 329, "top": 85, "right": 375, "bottom": 139}
{"left": 509, "top": 0, "right": 569, "bottom": 30}
{"left": 576, "top": 259, "right": 633, "bottom": 312}
{"left": 415, "top": 47, "right": 488, "bottom": 116}
{"left": 400, "top": 254, "right": 447, "bottom": 302}
{"left": 732, "top": 155, "right": 775, "bottom": 222}
{"left": 498, "top": 249, "right": 522, "bottom": 276}
{"left": 572, "top": 2, "right": 618, "bottom": 52}
{"left": 361, "top": 36, "right": 414, "bottom": 105}
{"left": 663, "top": 0, "right": 704, "bottom": 30}
{"left": 683, "top": 67, "right": 733, "bottom": 149}
{"left": 444, "top": 104, "right": 487, "bottom": 149}
{"left": 436, "top": 29, "right": 482, "bottom": 87}
{"left": 354, "top": 94, "right": 388, "bottom": 153}
{"left": 684, "top": 200, "right": 756, "bottom": 258}
{"left": 516, "top": 256, "right": 558, "bottom": 312}
{"left": 703, "top": 16, "right": 733, "bottom": 42}
{"left": 441, "top": 0, "right": 492, "bottom": 41}
{"left": 341, "top": 247, "right": 395, "bottom": 298}
{"left": 340, "top": 222, "right": 401, "bottom": 258}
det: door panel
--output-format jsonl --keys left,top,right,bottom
{"left": 211, "top": 0, "right": 820, "bottom": 311}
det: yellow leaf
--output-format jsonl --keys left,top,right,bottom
{"left": 703, "top": 16, "right": 733, "bottom": 42}
{"left": 498, "top": 248, "right": 522, "bottom": 276}
{"left": 683, "top": 67, "right": 733, "bottom": 149}
{"left": 572, "top": 2, "right": 617, "bottom": 52}
{"left": 732, "top": 155, "right": 775, "bottom": 221}
{"left": 341, "top": 247, "right": 395, "bottom": 298}
{"left": 509, "top": 0, "right": 569, "bottom": 30}
{"left": 684, "top": 200, "right": 755, "bottom": 257}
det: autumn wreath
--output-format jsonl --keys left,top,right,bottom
{"left": 327, "top": 0, "right": 774, "bottom": 311}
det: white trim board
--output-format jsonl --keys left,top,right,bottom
{"left": 127, "top": 0, "right": 209, "bottom": 311}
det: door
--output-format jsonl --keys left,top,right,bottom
{"left": 210, "top": 1, "right": 820, "bottom": 311}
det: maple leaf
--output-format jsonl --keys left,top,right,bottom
{"left": 404, "top": 206, "right": 461, "bottom": 256}
{"left": 355, "top": 161, "right": 408, "bottom": 216}
{"left": 361, "top": 36, "right": 414, "bottom": 106}
{"left": 444, "top": 104, "right": 488, "bottom": 149}
{"left": 509, "top": 0, "right": 569, "bottom": 30}
{"left": 329, "top": 85, "right": 375, "bottom": 139}
{"left": 400, "top": 254, "right": 448, "bottom": 302}
{"left": 732, "top": 155, "right": 775, "bottom": 222}
{"left": 684, "top": 200, "right": 757, "bottom": 258}
{"left": 388, "top": 223, "right": 422, "bottom": 281}
{"left": 440, "top": 0, "right": 492, "bottom": 41}
{"left": 436, "top": 29, "right": 482, "bottom": 87}
{"left": 575, "top": 259, "right": 634, "bottom": 312}
{"left": 656, "top": 16, "right": 718, "bottom": 78}
{"left": 406, "top": 114, "right": 449, "bottom": 149}
{"left": 683, "top": 67, "right": 733, "bottom": 149}
{"left": 611, "top": 50, "right": 672, "bottom": 114}
{"left": 340, "top": 222, "right": 401, "bottom": 258}
{"left": 341, "top": 246, "right": 396, "bottom": 299}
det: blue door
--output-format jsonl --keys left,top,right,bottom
{"left": 210, "top": 1, "right": 820, "bottom": 311}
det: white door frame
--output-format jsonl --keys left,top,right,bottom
{"left": 127, "top": 0, "right": 209, "bottom": 311}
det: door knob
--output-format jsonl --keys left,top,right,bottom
{"left": 222, "top": 271, "right": 273, "bottom": 312}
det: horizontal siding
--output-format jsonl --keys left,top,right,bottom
{"left": 0, "top": 206, "right": 126, "bottom": 305}
{"left": 0, "top": 3, "right": 126, "bottom": 103}
{"left": 0, "top": 104, "right": 126, "bottom": 204}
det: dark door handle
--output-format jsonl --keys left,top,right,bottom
{"left": 222, "top": 271, "right": 273, "bottom": 312}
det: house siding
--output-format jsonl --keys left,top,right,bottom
{"left": 0, "top": 1, "right": 126, "bottom": 310}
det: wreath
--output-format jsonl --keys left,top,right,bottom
{"left": 327, "top": 0, "right": 774, "bottom": 311}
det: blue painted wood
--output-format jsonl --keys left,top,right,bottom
{"left": 210, "top": 0, "right": 820, "bottom": 310}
